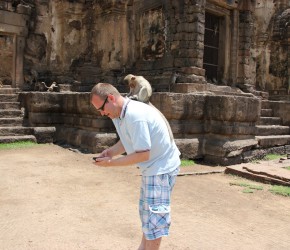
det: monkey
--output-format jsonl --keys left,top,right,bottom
{"left": 169, "top": 72, "right": 180, "bottom": 92}
{"left": 46, "top": 81, "right": 58, "bottom": 92}
{"left": 123, "top": 74, "right": 174, "bottom": 141}
{"left": 124, "top": 74, "right": 152, "bottom": 103}
{"left": 35, "top": 81, "right": 58, "bottom": 92}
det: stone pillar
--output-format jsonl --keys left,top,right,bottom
{"left": 288, "top": 25, "right": 290, "bottom": 94}
{"left": 170, "top": 0, "right": 206, "bottom": 84}
{"left": 229, "top": 9, "right": 239, "bottom": 86}
{"left": 13, "top": 36, "right": 25, "bottom": 88}
{"left": 237, "top": 0, "right": 255, "bottom": 90}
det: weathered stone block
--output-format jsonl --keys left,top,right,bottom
{"left": 55, "top": 127, "right": 118, "bottom": 153}
{"left": 242, "top": 149, "right": 266, "bottom": 162}
{"left": 33, "top": 126, "right": 56, "bottom": 143}
{"left": 175, "top": 138, "right": 202, "bottom": 159}
{"left": 151, "top": 93, "right": 206, "bottom": 120}
{"left": 205, "top": 95, "right": 260, "bottom": 122}
{"left": 177, "top": 74, "right": 206, "bottom": 83}
{"left": 172, "top": 83, "right": 207, "bottom": 93}
{"left": 204, "top": 154, "right": 243, "bottom": 166}
{"left": 180, "top": 66, "right": 205, "bottom": 76}
{"left": 203, "top": 137, "right": 258, "bottom": 157}
{"left": 170, "top": 119, "right": 204, "bottom": 135}
{"left": 204, "top": 121, "right": 256, "bottom": 135}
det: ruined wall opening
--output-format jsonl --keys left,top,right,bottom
{"left": 0, "top": 33, "right": 13, "bottom": 86}
{"left": 203, "top": 12, "right": 221, "bottom": 83}
{"left": 204, "top": 2, "right": 233, "bottom": 86}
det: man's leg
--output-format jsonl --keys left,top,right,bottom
{"left": 139, "top": 168, "right": 179, "bottom": 250}
{"left": 138, "top": 234, "right": 162, "bottom": 250}
{"left": 137, "top": 234, "right": 146, "bottom": 250}
{"left": 145, "top": 237, "right": 162, "bottom": 250}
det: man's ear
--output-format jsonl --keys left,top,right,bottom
{"left": 107, "top": 94, "right": 115, "bottom": 102}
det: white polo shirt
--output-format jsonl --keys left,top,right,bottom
{"left": 112, "top": 98, "right": 180, "bottom": 176}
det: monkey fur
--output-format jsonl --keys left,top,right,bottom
{"left": 124, "top": 74, "right": 152, "bottom": 103}
{"left": 123, "top": 74, "right": 174, "bottom": 141}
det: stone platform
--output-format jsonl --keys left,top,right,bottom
{"left": 225, "top": 158, "right": 290, "bottom": 186}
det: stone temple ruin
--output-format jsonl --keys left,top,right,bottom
{"left": 0, "top": 0, "right": 290, "bottom": 165}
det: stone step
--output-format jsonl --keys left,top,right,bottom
{"left": 0, "top": 87, "right": 19, "bottom": 94}
{"left": 255, "top": 135, "right": 290, "bottom": 148}
{"left": 258, "top": 117, "right": 282, "bottom": 125}
{"left": 0, "top": 94, "right": 18, "bottom": 102}
{"left": 0, "top": 126, "right": 34, "bottom": 136}
{"left": 260, "top": 109, "right": 273, "bottom": 117}
{"left": 256, "top": 125, "right": 290, "bottom": 136}
{"left": 0, "top": 126, "right": 55, "bottom": 143}
{"left": 0, "top": 117, "right": 23, "bottom": 126}
{"left": 0, "top": 110, "right": 22, "bottom": 118}
{"left": 0, "top": 135, "right": 36, "bottom": 144}
{"left": 261, "top": 100, "right": 270, "bottom": 109}
{"left": 0, "top": 102, "right": 20, "bottom": 109}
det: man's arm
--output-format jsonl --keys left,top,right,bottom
{"left": 95, "top": 150, "right": 150, "bottom": 167}
{"left": 99, "top": 140, "right": 125, "bottom": 158}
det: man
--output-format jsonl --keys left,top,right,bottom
{"left": 91, "top": 83, "right": 180, "bottom": 250}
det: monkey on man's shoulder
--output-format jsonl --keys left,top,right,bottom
{"left": 123, "top": 74, "right": 174, "bottom": 141}
{"left": 123, "top": 74, "right": 152, "bottom": 103}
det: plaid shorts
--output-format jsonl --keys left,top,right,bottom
{"left": 139, "top": 168, "right": 179, "bottom": 240}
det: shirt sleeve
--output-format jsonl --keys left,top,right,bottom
{"left": 130, "top": 120, "right": 151, "bottom": 152}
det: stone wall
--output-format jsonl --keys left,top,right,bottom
{"left": 19, "top": 91, "right": 117, "bottom": 152}
{"left": 1, "top": 0, "right": 289, "bottom": 95}
{"left": 19, "top": 90, "right": 261, "bottom": 164}
{"left": 253, "top": 0, "right": 290, "bottom": 93}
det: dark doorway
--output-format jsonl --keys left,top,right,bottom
{"left": 203, "top": 12, "right": 220, "bottom": 83}
{"left": 0, "top": 34, "right": 13, "bottom": 85}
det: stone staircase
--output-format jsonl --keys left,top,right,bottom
{"left": 255, "top": 99, "right": 290, "bottom": 150}
{"left": 0, "top": 86, "right": 55, "bottom": 144}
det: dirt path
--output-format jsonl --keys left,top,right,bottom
{"left": 1, "top": 144, "right": 290, "bottom": 250}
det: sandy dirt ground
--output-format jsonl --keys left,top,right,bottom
{"left": 1, "top": 144, "right": 290, "bottom": 250}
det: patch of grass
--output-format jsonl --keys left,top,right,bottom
{"left": 181, "top": 159, "right": 195, "bottom": 167}
{"left": 242, "top": 188, "right": 254, "bottom": 193}
{"left": 0, "top": 141, "right": 37, "bottom": 149}
{"left": 269, "top": 185, "right": 290, "bottom": 197}
{"left": 229, "top": 181, "right": 263, "bottom": 193}
{"left": 264, "top": 154, "right": 286, "bottom": 161}
{"left": 286, "top": 166, "right": 290, "bottom": 171}
{"left": 229, "top": 176, "right": 290, "bottom": 197}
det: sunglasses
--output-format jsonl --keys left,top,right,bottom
{"left": 96, "top": 96, "right": 108, "bottom": 111}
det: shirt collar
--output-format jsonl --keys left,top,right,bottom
{"left": 120, "top": 97, "right": 130, "bottom": 119}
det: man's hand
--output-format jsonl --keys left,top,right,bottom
{"left": 93, "top": 156, "right": 112, "bottom": 167}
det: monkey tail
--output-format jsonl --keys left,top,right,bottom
{"left": 148, "top": 102, "right": 174, "bottom": 142}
